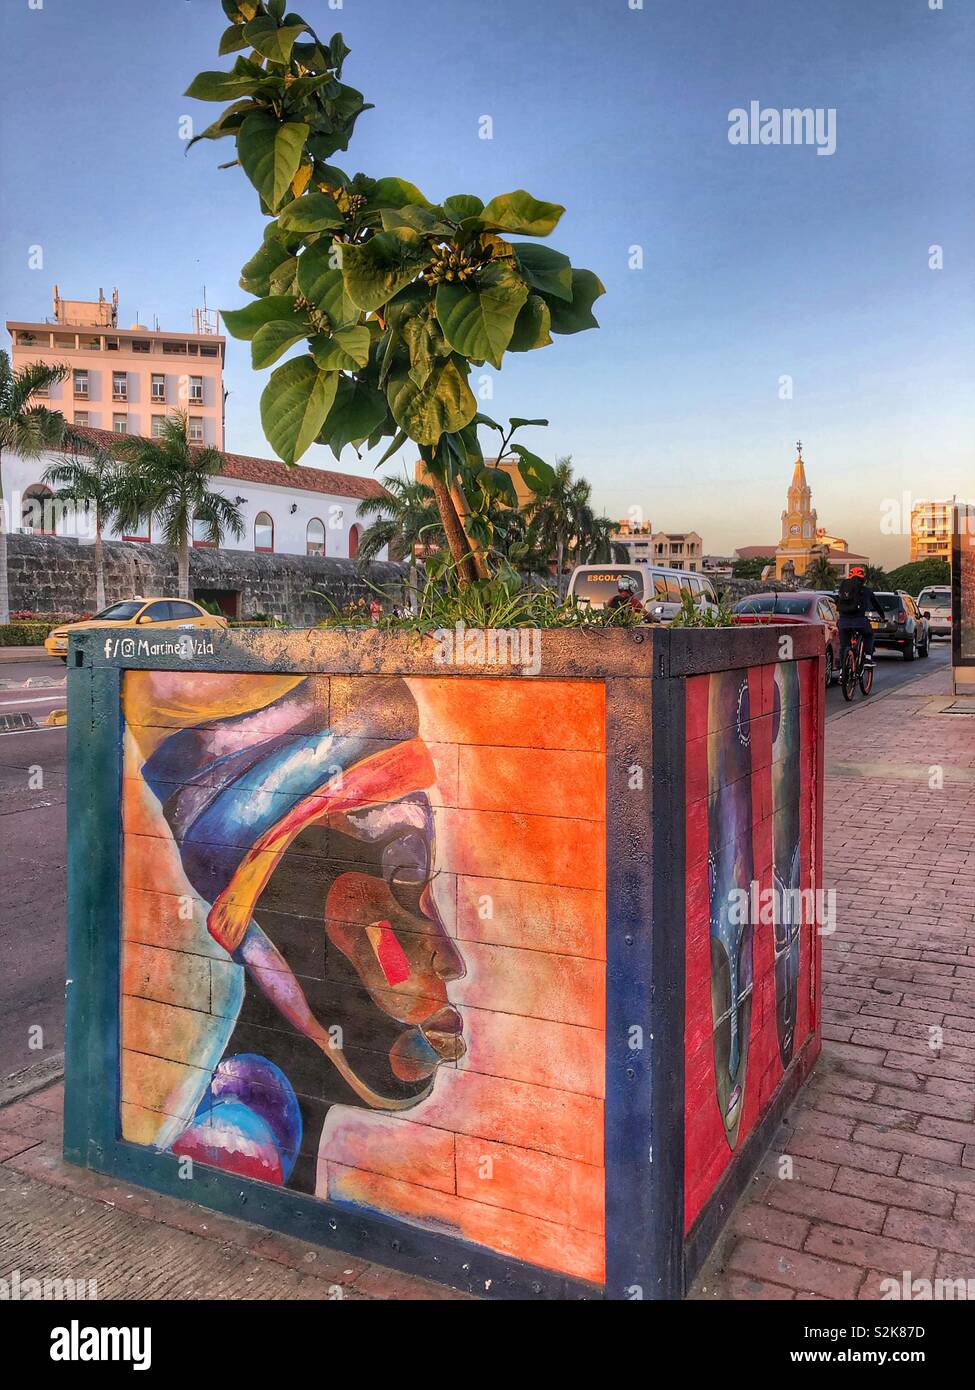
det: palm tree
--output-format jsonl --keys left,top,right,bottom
{"left": 44, "top": 441, "right": 126, "bottom": 611}
{"left": 0, "top": 352, "right": 71, "bottom": 623}
{"left": 804, "top": 553, "right": 839, "bottom": 590}
{"left": 524, "top": 456, "right": 591, "bottom": 594}
{"left": 355, "top": 475, "right": 444, "bottom": 570}
{"left": 115, "top": 412, "right": 244, "bottom": 599}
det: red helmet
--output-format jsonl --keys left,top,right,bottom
{"left": 849, "top": 565, "right": 866, "bottom": 579}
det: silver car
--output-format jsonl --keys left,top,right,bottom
{"left": 916, "top": 586, "right": 951, "bottom": 639}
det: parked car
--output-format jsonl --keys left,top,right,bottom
{"left": 44, "top": 597, "right": 228, "bottom": 661}
{"left": 731, "top": 591, "right": 841, "bottom": 687}
{"left": 916, "top": 585, "right": 951, "bottom": 639}
{"left": 567, "top": 564, "right": 719, "bottom": 622}
{"left": 870, "top": 591, "right": 930, "bottom": 660}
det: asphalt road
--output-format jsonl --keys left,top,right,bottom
{"left": 0, "top": 640, "right": 953, "bottom": 1082}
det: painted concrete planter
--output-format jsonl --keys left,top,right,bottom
{"left": 63, "top": 623, "right": 824, "bottom": 1299}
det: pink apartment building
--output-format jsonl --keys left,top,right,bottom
{"left": 7, "top": 287, "right": 225, "bottom": 448}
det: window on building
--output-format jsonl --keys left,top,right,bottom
{"left": 151, "top": 374, "right": 166, "bottom": 401}
{"left": 21, "top": 484, "right": 54, "bottom": 535}
{"left": 112, "top": 371, "right": 127, "bottom": 401}
{"left": 255, "top": 512, "right": 274, "bottom": 553}
{"left": 151, "top": 416, "right": 166, "bottom": 438}
{"left": 74, "top": 411, "right": 89, "bottom": 427}
{"left": 188, "top": 416, "right": 204, "bottom": 443}
{"left": 73, "top": 370, "right": 89, "bottom": 399}
{"left": 132, "top": 340, "right": 150, "bottom": 353}
{"left": 189, "top": 376, "right": 203, "bottom": 403}
{"left": 113, "top": 413, "right": 128, "bottom": 434}
{"left": 123, "top": 515, "right": 151, "bottom": 543}
{"left": 348, "top": 524, "right": 360, "bottom": 560}
{"left": 306, "top": 518, "right": 326, "bottom": 556}
{"left": 192, "top": 516, "right": 216, "bottom": 548}
{"left": 163, "top": 341, "right": 188, "bottom": 355}
{"left": 106, "top": 337, "right": 120, "bottom": 352}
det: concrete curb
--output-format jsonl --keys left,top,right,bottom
{"left": 0, "top": 1053, "right": 64, "bottom": 1108}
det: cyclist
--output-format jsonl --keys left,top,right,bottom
{"left": 836, "top": 565, "right": 882, "bottom": 669}
{"left": 608, "top": 575, "right": 644, "bottom": 614}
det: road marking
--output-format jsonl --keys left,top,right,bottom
{"left": 0, "top": 724, "right": 65, "bottom": 739}
{"left": 0, "top": 695, "right": 67, "bottom": 706}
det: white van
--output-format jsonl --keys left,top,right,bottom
{"left": 567, "top": 564, "right": 719, "bottom": 622}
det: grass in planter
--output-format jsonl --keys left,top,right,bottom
{"left": 309, "top": 556, "right": 645, "bottom": 636}
{"left": 668, "top": 589, "right": 738, "bottom": 627}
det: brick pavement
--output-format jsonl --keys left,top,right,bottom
{"left": 699, "top": 665, "right": 975, "bottom": 1299}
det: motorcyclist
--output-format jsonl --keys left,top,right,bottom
{"left": 836, "top": 565, "right": 882, "bottom": 668}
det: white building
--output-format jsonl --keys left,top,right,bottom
{"left": 5, "top": 425, "right": 389, "bottom": 563}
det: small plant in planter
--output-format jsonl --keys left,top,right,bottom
{"left": 187, "top": 0, "right": 605, "bottom": 592}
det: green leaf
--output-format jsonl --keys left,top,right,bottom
{"left": 435, "top": 262, "right": 528, "bottom": 370}
{"left": 546, "top": 268, "right": 606, "bottom": 334}
{"left": 474, "top": 411, "right": 504, "bottom": 433}
{"left": 237, "top": 112, "right": 309, "bottom": 211}
{"left": 252, "top": 317, "right": 314, "bottom": 368}
{"left": 184, "top": 70, "right": 262, "bottom": 102}
{"left": 366, "top": 177, "right": 431, "bottom": 211}
{"left": 222, "top": 0, "right": 260, "bottom": 20}
{"left": 443, "top": 194, "right": 484, "bottom": 223}
{"left": 296, "top": 245, "right": 360, "bottom": 328}
{"left": 387, "top": 358, "right": 477, "bottom": 447}
{"left": 277, "top": 191, "right": 344, "bottom": 233}
{"left": 242, "top": 16, "right": 307, "bottom": 64}
{"left": 222, "top": 295, "right": 299, "bottom": 340}
{"left": 317, "top": 378, "right": 388, "bottom": 457}
{"left": 510, "top": 444, "right": 556, "bottom": 497}
{"left": 261, "top": 355, "right": 338, "bottom": 464}
{"left": 509, "top": 417, "right": 549, "bottom": 428}
{"left": 480, "top": 191, "right": 565, "bottom": 237}
{"left": 239, "top": 237, "right": 295, "bottom": 296}
{"left": 507, "top": 294, "right": 552, "bottom": 352}
{"left": 309, "top": 325, "right": 371, "bottom": 370}
{"left": 218, "top": 24, "right": 251, "bottom": 55}
{"left": 512, "top": 243, "right": 573, "bottom": 302}
{"left": 380, "top": 205, "right": 452, "bottom": 236}
{"left": 185, "top": 99, "right": 256, "bottom": 150}
{"left": 340, "top": 229, "right": 430, "bottom": 312}
{"left": 376, "top": 430, "right": 408, "bottom": 466}
{"left": 402, "top": 307, "right": 452, "bottom": 389}
{"left": 476, "top": 466, "right": 519, "bottom": 508}
{"left": 268, "top": 255, "right": 298, "bottom": 295}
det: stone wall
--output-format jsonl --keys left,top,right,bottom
{"left": 5, "top": 534, "right": 408, "bottom": 626}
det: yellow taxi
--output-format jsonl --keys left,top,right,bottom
{"left": 44, "top": 597, "right": 228, "bottom": 660}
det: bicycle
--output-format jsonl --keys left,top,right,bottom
{"left": 840, "top": 629, "right": 874, "bottom": 702}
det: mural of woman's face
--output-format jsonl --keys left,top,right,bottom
{"left": 255, "top": 790, "right": 465, "bottom": 1109}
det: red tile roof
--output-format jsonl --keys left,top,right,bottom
{"left": 67, "top": 425, "right": 388, "bottom": 502}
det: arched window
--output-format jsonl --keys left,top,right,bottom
{"left": 306, "top": 518, "right": 325, "bottom": 556}
{"left": 254, "top": 511, "right": 274, "bottom": 553}
{"left": 21, "top": 484, "right": 54, "bottom": 534}
{"left": 348, "top": 524, "right": 360, "bottom": 560}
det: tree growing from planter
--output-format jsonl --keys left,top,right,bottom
{"left": 188, "top": 0, "right": 604, "bottom": 585}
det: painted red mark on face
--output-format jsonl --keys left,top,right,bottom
{"left": 367, "top": 920, "right": 411, "bottom": 986}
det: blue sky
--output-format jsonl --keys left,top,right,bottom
{"left": 2, "top": 0, "right": 972, "bottom": 564}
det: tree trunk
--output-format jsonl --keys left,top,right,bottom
{"left": 449, "top": 478, "right": 490, "bottom": 581}
{"left": 428, "top": 474, "right": 477, "bottom": 586}
{"left": 178, "top": 530, "right": 190, "bottom": 600}
{"left": 0, "top": 449, "right": 9, "bottom": 626}
{"left": 94, "top": 518, "right": 105, "bottom": 612}
{"left": 557, "top": 538, "right": 565, "bottom": 597}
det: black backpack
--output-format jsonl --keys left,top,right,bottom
{"left": 836, "top": 577, "right": 861, "bottom": 616}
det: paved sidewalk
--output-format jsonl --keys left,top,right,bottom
{"left": 0, "top": 1085, "right": 469, "bottom": 1300}
{"left": 700, "top": 665, "right": 975, "bottom": 1299}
